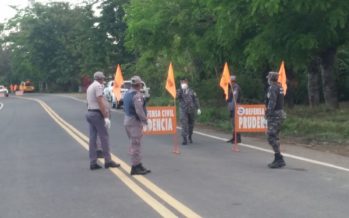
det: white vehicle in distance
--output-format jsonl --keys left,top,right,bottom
{"left": 104, "top": 80, "right": 150, "bottom": 109}
{"left": 0, "top": 85, "right": 9, "bottom": 97}
{"left": 103, "top": 81, "right": 114, "bottom": 102}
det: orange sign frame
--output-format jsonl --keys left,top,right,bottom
{"left": 143, "top": 106, "right": 176, "bottom": 135}
{"left": 235, "top": 104, "right": 267, "bottom": 133}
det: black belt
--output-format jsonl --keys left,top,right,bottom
{"left": 88, "top": 109, "right": 101, "bottom": 112}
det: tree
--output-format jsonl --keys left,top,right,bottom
{"left": 244, "top": 0, "right": 349, "bottom": 108}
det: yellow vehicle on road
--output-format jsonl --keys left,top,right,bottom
{"left": 20, "top": 81, "right": 35, "bottom": 92}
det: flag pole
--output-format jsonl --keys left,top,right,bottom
{"left": 172, "top": 98, "right": 180, "bottom": 154}
{"left": 231, "top": 79, "right": 240, "bottom": 152}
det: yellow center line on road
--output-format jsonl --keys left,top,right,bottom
{"left": 20, "top": 97, "right": 178, "bottom": 218}
{"left": 21, "top": 97, "right": 201, "bottom": 218}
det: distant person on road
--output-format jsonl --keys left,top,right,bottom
{"left": 123, "top": 75, "right": 151, "bottom": 175}
{"left": 265, "top": 71, "right": 286, "bottom": 168}
{"left": 86, "top": 71, "right": 120, "bottom": 170}
{"left": 226, "top": 75, "right": 242, "bottom": 143}
{"left": 176, "top": 78, "right": 201, "bottom": 145}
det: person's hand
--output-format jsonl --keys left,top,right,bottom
{"left": 142, "top": 121, "right": 148, "bottom": 129}
{"left": 104, "top": 118, "right": 111, "bottom": 129}
{"left": 263, "top": 119, "right": 268, "bottom": 127}
{"left": 197, "top": 109, "right": 202, "bottom": 115}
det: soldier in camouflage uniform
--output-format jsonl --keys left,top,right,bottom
{"left": 265, "top": 71, "right": 286, "bottom": 168}
{"left": 123, "top": 76, "right": 151, "bottom": 175}
{"left": 176, "top": 78, "right": 201, "bottom": 145}
{"left": 226, "top": 75, "right": 242, "bottom": 143}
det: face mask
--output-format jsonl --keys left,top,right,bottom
{"left": 181, "top": 83, "right": 188, "bottom": 90}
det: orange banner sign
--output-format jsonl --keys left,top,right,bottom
{"left": 143, "top": 106, "right": 176, "bottom": 135}
{"left": 235, "top": 104, "right": 267, "bottom": 133}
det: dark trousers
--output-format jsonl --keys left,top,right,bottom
{"left": 86, "top": 111, "right": 111, "bottom": 164}
{"left": 230, "top": 111, "right": 241, "bottom": 140}
{"left": 180, "top": 110, "right": 195, "bottom": 137}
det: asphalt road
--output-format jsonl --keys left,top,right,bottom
{"left": 0, "top": 94, "right": 349, "bottom": 218}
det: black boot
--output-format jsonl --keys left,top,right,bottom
{"left": 182, "top": 136, "right": 187, "bottom": 145}
{"left": 139, "top": 163, "right": 151, "bottom": 174}
{"left": 90, "top": 163, "right": 102, "bottom": 170}
{"left": 188, "top": 135, "right": 193, "bottom": 143}
{"left": 105, "top": 161, "right": 121, "bottom": 168}
{"left": 237, "top": 134, "right": 242, "bottom": 143}
{"left": 226, "top": 137, "right": 234, "bottom": 143}
{"left": 268, "top": 153, "right": 286, "bottom": 168}
{"left": 131, "top": 163, "right": 150, "bottom": 175}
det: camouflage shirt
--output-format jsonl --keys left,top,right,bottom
{"left": 176, "top": 88, "right": 200, "bottom": 113}
{"left": 265, "top": 82, "right": 284, "bottom": 118}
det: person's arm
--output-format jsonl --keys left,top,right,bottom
{"left": 97, "top": 96, "right": 108, "bottom": 118}
{"left": 233, "top": 85, "right": 241, "bottom": 103}
{"left": 267, "top": 86, "right": 277, "bottom": 116}
{"left": 227, "top": 85, "right": 233, "bottom": 102}
{"left": 193, "top": 91, "right": 200, "bottom": 110}
{"left": 176, "top": 89, "right": 182, "bottom": 99}
{"left": 134, "top": 93, "right": 148, "bottom": 124}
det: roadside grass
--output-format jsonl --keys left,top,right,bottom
{"left": 148, "top": 97, "right": 349, "bottom": 145}
{"left": 282, "top": 104, "right": 349, "bottom": 144}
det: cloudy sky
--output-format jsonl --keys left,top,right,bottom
{"left": 0, "top": 0, "right": 86, "bottom": 22}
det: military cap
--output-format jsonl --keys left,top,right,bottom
{"left": 94, "top": 71, "right": 105, "bottom": 80}
{"left": 266, "top": 71, "right": 279, "bottom": 81}
{"left": 131, "top": 75, "right": 143, "bottom": 84}
{"left": 230, "top": 75, "right": 237, "bottom": 81}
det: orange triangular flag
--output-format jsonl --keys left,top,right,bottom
{"left": 165, "top": 62, "right": 176, "bottom": 99}
{"left": 220, "top": 62, "right": 231, "bottom": 100}
{"left": 278, "top": 61, "right": 287, "bottom": 95}
{"left": 113, "top": 64, "right": 124, "bottom": 101}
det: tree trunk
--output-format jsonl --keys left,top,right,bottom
{"left": 307, "top": 57, "right": 321, "bottom": 107}
{"left": 320, "top": 48, "right": 339, "bottom": 109}
{"left": 285, "top": 67, "right": 295, "bottom": 108}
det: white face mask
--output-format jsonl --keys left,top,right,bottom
{"left": 181, "top": 83, "right": 188, "bottom": 90}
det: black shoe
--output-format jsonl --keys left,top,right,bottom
{"left": 268, "top": 153, "right": 286, "bottom": 168}
{"left": 90, "top": 163, "right": 102, "bottom": 170}
{"left": 96, "top": 150, "right": 103, "bottom": 158}
{"left": 105, "top": 161, "right": 121, "bottom": 168}
{"left": 130, "top": 163, "right": 150, "bottom": 175}
{"left": 237, "top": 134, "right": 242, "bottom": 143}
{"left": 188, "top": 135, "right": 193, "bottom": 143}
{"left": 182, "top": 137, "right": 188, "bottom": 145}
{"left": 139, "top": 163, "right": 151, "bottom": 174}
{"left": 226, "top": 138, "right": 234, "bottom": 143}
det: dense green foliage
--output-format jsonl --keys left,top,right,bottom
{"left": 0, "top": 0, "right": 348, "bottom": 108}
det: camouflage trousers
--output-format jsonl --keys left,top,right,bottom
{"left": 267, "top": 116, "right": 283, "bottom": 153}
{"left": 180, "top": 110, "right": 195, "bottom": 138}
{"left": 124, "top": 117, "right": 143, "bottom": 166}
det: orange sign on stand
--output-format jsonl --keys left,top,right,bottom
{"left": 235, "top": 104, "right": 267, "bottom": 133}
{"left": 143, "top": 106, "right": 176, "bottom": 135}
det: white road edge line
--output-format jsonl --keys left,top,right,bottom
{"left": 63, "top": 94, "right": 349, "bottom": 173}
{"left": 0, "top": 102, "right": 4, "bottom": 111}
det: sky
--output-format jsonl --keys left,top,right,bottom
{"left": 0, "top": 0, "right": 86, "bottom": 22}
